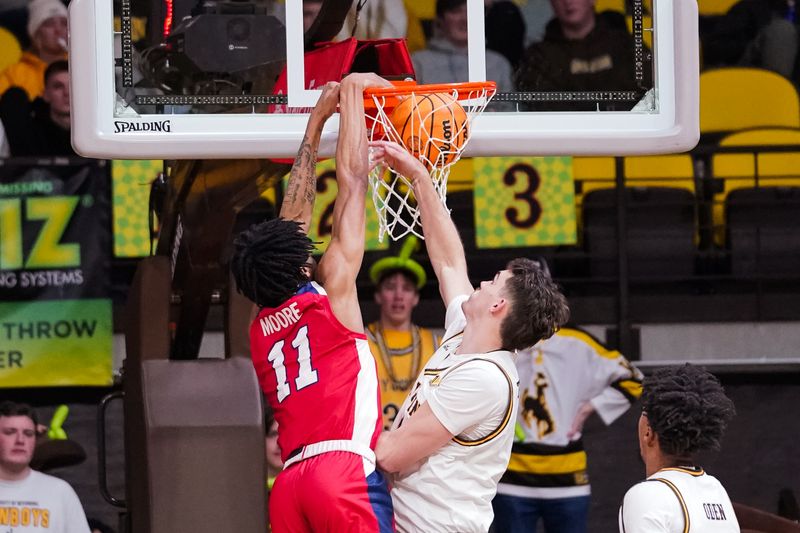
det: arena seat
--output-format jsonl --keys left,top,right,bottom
{"left": 700, "top": 68, "right": 800, "bottom": 135}
{"left": 711, "top": 128, "right": 800, "bottom": 244}
{"left": 582, "top": 187, "right": 696, "bottom": 279}
{"left": 574, "top": 155, "right": 696, "bottom": 232}
{"left": 595, "top": 0, "right": 626, "bottom": 14}
{"left": 403, "top": 0, "right": 434, "bottom": 53}
{"left": 726, "top": 187, "right": 800, "bottom": 277}
{"left": 697, "top": 0, "right": 741, "bottom": 16}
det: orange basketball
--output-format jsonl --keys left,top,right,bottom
{"left": 389, "top": 92, "right": 469, "bottom": 167}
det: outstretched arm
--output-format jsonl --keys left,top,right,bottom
{"left": 369, "top": 141, "right": 473, "bottom": 305}
{"left": 317, "top": 74, "right": 392, "bottom": 332}
{"left": 279, "top": 82, "right": 340, "bottom": 233}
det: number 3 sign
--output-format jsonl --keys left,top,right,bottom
{"left": 472, "top": 157, "right": 577, "bottom": 248}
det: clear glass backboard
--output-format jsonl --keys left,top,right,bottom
{"left": 69, "top": 0, "right": 698, "bottom": 159}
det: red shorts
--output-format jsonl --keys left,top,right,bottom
{"left": 269, "top": 451, "right": 394, "bottom": 533}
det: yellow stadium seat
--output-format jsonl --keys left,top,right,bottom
{"left": 573, "top": 155, "right": 696, "bottom": 237}
{"left": 0, "top": 27, "right": 22, "bottom": 73}
{"left": 404, "top": 0, "right": 435, "bottom": 53}
{"left": 712, "top": 128, "right": 800, "bottom": 244}
{"left": 574, "top": 154, "right": 695, "bottom": 199}
{"left": 595, "top": 0, "right": 626, "bottom": 14}
{"left": 625, "top": 154, "right": 696, "bottom": 193}
{"left": 697, "top": 0, "right": 741, "bottom": 16}
{"left": 700, "top": 68, "right": 800, "bottom": 134}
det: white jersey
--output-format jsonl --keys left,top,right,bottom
{"left": 0, "top": 469, "right": 91, "bottom": 532}
{"left": 498, "top": 328, "right": 643, "bottom": 499}
{"left": 390, "top": 295, "right": 520, "bottom": 533}
{"left": 619, "top": 467, "right": 740, "bottom": 533}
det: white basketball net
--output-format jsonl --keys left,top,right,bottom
{"left": 365, "top": 85, "right": 495, "bottom": 242}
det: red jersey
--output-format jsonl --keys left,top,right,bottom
{"left": 250, "top": 281, "right": 382, "bottom": 463}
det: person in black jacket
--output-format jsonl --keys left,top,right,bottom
{"left": 514, "top": 0, "right": 651, "bottom": 111}
{"left": 0, "top": 59, "right": 74, "bottom": 156}
{"left": 703, "top": 0, "right": 798, "bottom": 81}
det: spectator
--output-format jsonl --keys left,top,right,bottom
{"left": 0, "top": 59, "right": 74, "bottom": 156}
{"left": 411, "top": 0, "right": 514, "bottom": 95}
{"left": 366, "top": 237, "right": 441, "bottom": 431}
{"left": 517, "top": 0, "right": 554, "bottom": 46}
{"left": 493, "top": 317, "right": 643, "bottom": 533}
{"left": 618, "top": 364, "right": 739, "bottom": 532}
{"left": 302, "top": 0, "right": 323, "bottom": 33}
{"left": 264, "top": 407, "right": 283, "bottom": 491}
{"left": 703, "top": 0, "right": 798, "bottom": 81}
{"left": 485, "top": 0, "right": 527, "bottom": 69}
{"left": 0, "top": 0, "right": 67, "bottom": 100}
{"left": 336, "top": 0, "right": 408, "bottom": 40}
{"left": 515, "top": 0, "right": 650, "bottom": 111}
{"left": 0, "top": 401, "right": 91, "bottom": 532}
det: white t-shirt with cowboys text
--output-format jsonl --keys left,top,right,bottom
{"left": 0, "top": 469, "right": 90, "bottom": 532}
{"left": 390, "top": 295, "right": 520, "bottom": 533}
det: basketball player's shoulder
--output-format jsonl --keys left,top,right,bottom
{"left": 622, "top": 477, "right": 686, "bottom": 515}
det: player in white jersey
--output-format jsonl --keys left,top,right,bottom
{"left": 369, "top": 141, "right": 570, "bottom": 533}
{"left": 619, "top": 364, "right": 740, "bottom": 533}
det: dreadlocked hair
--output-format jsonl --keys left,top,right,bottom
{"left": 642, "top": 364, "right": 736, "bottom": 457}
{"left": 231, "top": 218, "right": 315, "bottom": 308}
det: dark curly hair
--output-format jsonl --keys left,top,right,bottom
{"left": 499, "top": 258, "right": 570, "bottom": 351}
{"left": 230, "top": 218, "right": 315, "bottom": 308}
{"left": 642, "top": 364, "right": 736, "bottom": 457}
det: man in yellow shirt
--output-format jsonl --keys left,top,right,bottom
{"left": 0, "top": 0, "right": 68, "bottom": 99}
{"left": 366, "top": 238, "right": 441, "bottom": 430}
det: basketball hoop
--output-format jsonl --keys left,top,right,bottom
{"left": 363, "top": 81, "right": 497, "bottom": 242}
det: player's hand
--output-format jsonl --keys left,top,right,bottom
{"left": 567, "top": 401, "right": 595, "bottom": 440}
{"left": 369, "top": 140, "right": 428, "bottom": 181}
{"left": 311, "top": 82, "right": 340, "bottom": 121}
{"left": 341, "top": 72, "right": 393, "bottom": 91}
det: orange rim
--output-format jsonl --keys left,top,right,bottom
{"left": 363, "top": 80, "right": 497, "bottom": 110}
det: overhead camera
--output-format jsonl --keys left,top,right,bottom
{"left": 141, "top": 0, "right": 286, "bottom": 97}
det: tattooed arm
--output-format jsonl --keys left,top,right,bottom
{"left": 279, "top": 82, "right": 340, "bottom": 234}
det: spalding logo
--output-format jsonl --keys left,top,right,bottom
{"left": 114, "top": 120, "right": 172, "bottom": 133}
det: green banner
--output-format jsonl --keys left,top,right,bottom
{"left": 112, "top": 160, "right": 161, "bottom": 257}
{"left": 473, "top": 156, "right": 577, "bottom": 248}
{"left": 0, "top": 161, "right": 113, "bottom": 387}
{"left": 0, "top": 299, "right": 113, "bottom": 387}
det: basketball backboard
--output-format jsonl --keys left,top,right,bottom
{"left": 69, "top": 0, "right": 698, "bottom": 159}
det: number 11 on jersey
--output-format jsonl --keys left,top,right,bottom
{"left": 267, "top": 325, "right": 319, "bottom": 402}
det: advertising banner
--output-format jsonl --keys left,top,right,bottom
{"left": 0, "top": 161, "right": 113, "bottom": 386}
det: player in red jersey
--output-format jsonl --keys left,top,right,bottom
{"left": 231, "top": 74, "right": 394, "bottom": 533}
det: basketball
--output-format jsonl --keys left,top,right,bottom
{"left": 389, "top": 92, "right": 469, "bottom": 167}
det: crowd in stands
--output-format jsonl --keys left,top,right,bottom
{"left": 0, "top": 2, "right": 797, "bottom": 531}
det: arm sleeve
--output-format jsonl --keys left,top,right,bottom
{"left": 443, "top": 294, "right": 469, "bottom": 336}
{"left": 619, "top": 482, "right": 680, "bottom": 533}
{"left": 426, "top": 360, "right": 510, "bottom": 436}
{"left": 579, "top": 334, "right": 642, "bottom": 425}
